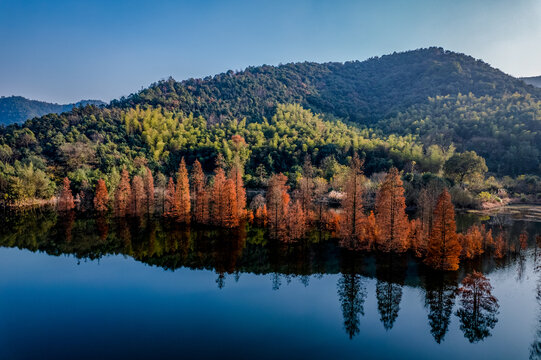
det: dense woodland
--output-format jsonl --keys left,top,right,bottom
{"left": 1, "top": 48, "right": 541, "bottom": 272}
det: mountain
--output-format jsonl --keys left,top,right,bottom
{"left": 0, "top": 96, "right": 106, "bottom": 125}
{"left": 116, "top": 47, "right": 541, "bottom": 125}
{"left": 522, "top": 76, "right": 541, "bottom": 88}
{"left": 1, "top": 47, "right": 540, "bottom": 203}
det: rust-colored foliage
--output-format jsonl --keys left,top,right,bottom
{"left": 130, "top": 175, "right": 146, "bottom": 216}
{"left": 144, "top": 167, "right": 155, "bottom": 215}
{"left": 191, "top": 160, "right": 209, "bottom": 224}
{"left": 175, "top": 158, "right": 191, "bottom": 223}
{"left": 459, "top": 225, "right": 484, "bottom": 259}
{"left": 287, "top": 200, "right": 307, "bottom": 242}
{"left": 493, "top": 233, "right": 506, "bottom": 259}
{"left": 375, "top": 167, "right": 409, "bottom": 253}
{"left": 210, "top": 166, "right": 228, "bottom": 226}
{"left": 222, "top": 178, "right": 239, "bottom": 228}
{"left": 519, "top": 231, "right": 528, "bottom": 251}
{"left": 408, "top": 218, "right": 426, "bottom": 257}
{"left": 114, "top": 169, "right": 132, "bottom": 217}
{"left": 456, "top": 271, "right": 499, "bottom": 343}
{"left": 229, "top": 163, "right": 247, "bottom": 219}
{"left": 93, "top": 179, "right": 109, "bottom": 212}
{"left": 163, "top": 177, "right": 176, "bottom": 217}
{"left": 57, "top": 177, "right": 75, "bottom": 211}
{"left": 425, "top": 189, "right": 462, "bottom": 271}
{"left": 254, "top": 204, "right": 268, "bottom": 226}
{"left": 266, "top": 173, "right": 290, "bottom": 240}
{"left": 339, "top": 153, "right": 368, "bottom": 249}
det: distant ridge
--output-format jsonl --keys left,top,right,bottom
{"left": 0, "top": 96, "right": 106, "bottom": 125}
{"left": 522, "top": 76, "right": 541, "bottom": 88}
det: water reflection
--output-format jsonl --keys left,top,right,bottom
{"left": 0, "top": 210, "right": 540, "bottom": 347}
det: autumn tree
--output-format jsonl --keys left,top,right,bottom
{"left": 425, "top": 189, "right": 462, "bottom": 271}
{"left": 408, "top": 218, "right": 426, "bottom": 257}
{"left": 339, "top": 153, "right": 369, "bottom": 250}
{"left": 417, "top": 179, "right": 444, "bottom": 241}
{"left": 456, "top": 271, "right": 499, "bottom": 343}
{"left": 93, "top": 179, "right": 109, "bottom": 212}
{"left": 163, "top": 177, "right": 176, "bottom": 217}
{"left": 266, "top": 173, "right": 290, "bottom": 240}
{"left": 297, "top": 156, "right": 315, "bottom": 215}
{"left": 210, "top": 166, "right": 228, "bottom": 226}
{"left": 57, "top": 177, "right": 75, "bottom": 211}
{"left": 222, "top": 178, "right": 239, "bottom": 228}
{"left": 229, "top": 162, "right": 247, "bottom": 220}
{"left": 459, "top": 225, "right": 484, "bottom": 259}
{"left": 131, "top": 175, "right": 146, "bottom": 216}
{"left": 144, "top": 167, "right": 155, "bottom": 215}
{"left": 175, "top": 158, "right": 191, "bottom": 223}
{"left": 114, "top": 169, "right": 132, "bottom": 217}
{"left": 375, "top": 167, "right": 409, "bottom": 253}
{"left": 287, "top": 200, "right": 307, "bottom": 242}
{"left": 191, "top": 160, "right": 209, "bottom": 224}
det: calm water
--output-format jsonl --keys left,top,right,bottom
{"left": 0, "top": 209, "right": 540, "bottom": 359}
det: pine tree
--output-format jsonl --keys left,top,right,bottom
{"left": 144, "top": 167, "right": 155, "bottom": 215}
{"left": 425, "top": 189, "right": 462, "bottom": 271}
{"left": 339, "top": 153, "right": 368, "bottom": 250}
{"left": 115, "top": 169, "right": 132, "bottom": 217}
{"left": 93, "top": 179, "right": 109, "bottom": 212}
{"left": 57, "top": 177, "right": 75, "bottom": 211}
{"left": 175, "top": 158, "right": 191, "bottom": 223}
{"left": 164, "top": 177, "right": 176, "bottom": 217}
{"left": 266, "top": 173, "right": 290, "bottom": 240}
{"left": 191, "top": 160, "right": 209, "bottom": 224}
{"left": 375, "top": 167, "right": 409, "bottom": 253}
{"left": 131, "top": 175, "right": 146, "bottom": 216}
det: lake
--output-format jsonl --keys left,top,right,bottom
{"left": 0, "top": 208, "right": 540, "bottom": 359}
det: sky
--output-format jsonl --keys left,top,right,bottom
{"left": 0, "top": 0, "right": 540, "bottom": 104}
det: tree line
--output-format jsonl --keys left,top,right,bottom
{"left": 56, "top": 148, "right": 533, "bottom": 271}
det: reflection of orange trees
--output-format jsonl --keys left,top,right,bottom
{"left": 376, "top": 256, "right": 406, "bottom": 330}
{"left": 424, "top": 271, "right": 457, "bottom": 343}
{"left": 337, "top": 273, "right": 367, "bottom": 339}
{"left": 456, "top": 271, "right": 499, "bottom": 343}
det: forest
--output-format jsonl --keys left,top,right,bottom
{"left": 0, "top": 48, "right": 540, "bottom": 274}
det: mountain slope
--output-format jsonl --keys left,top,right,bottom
{"left": 116, "top": 47, "right": 541, "bottom": 124}
{"left": 0, "top": 96, "right": 106, "bottom": 125}
{"left": 0, "top": 47, "right": 540, "bottom": 204}
{"left": 522, "top": 76, "right": 541, "bottom": 88}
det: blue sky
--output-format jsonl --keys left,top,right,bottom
{"left": 1, "top": 0, "right": 540, "bottom": 103}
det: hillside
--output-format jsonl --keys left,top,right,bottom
{"left": 522, "top": 76, "right": 541, "bottom": 88}
{"left": 0, "top": 96, "right": 105, "bottom": 125}
{"left": 116, "top": 47, "right": 541, "bottom": 124}
{"left": 0, "top": 47, "right": 540, "bottom": 204}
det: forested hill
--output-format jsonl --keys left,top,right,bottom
{"left": 1, "top": 47, "right": 541, "bottom": 205}
{"left": 116, "top": 47, "right": 541, "bottom": 125}
{"left": 0, "top": 96, "right": 105, "bottom": 125}
{"left": 522, "top": 76, "right": 541, "bottom": 88}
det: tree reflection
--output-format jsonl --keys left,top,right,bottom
{"left": 455, "top": 271, "right": 499, "bottom": 343}
{"left": 424, "top": 271, "right": 457, "bottom": 343}
{"left": 376, "top": 255, "right": 405, "bottom": 330}
{"left": 337, "top": 273, "right": 367, "bottom": 339}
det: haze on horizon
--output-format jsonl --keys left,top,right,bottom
{"left": 1, "top": 0, "right": 540, "bottom": 104}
